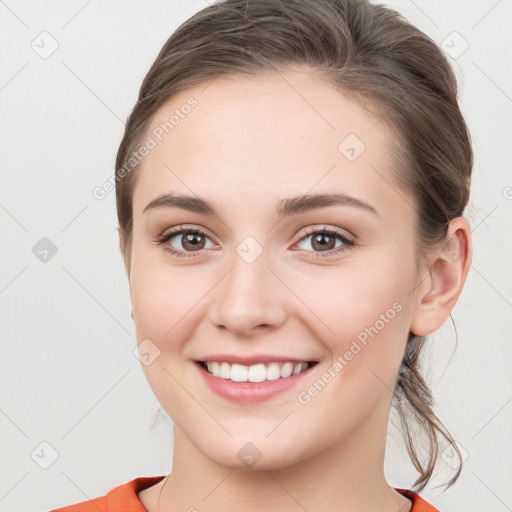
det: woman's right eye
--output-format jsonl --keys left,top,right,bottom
{"left": 156, "top": 227, "right": 217, "bottom": 258}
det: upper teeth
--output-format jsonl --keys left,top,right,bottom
{"left": 204, "top": 361, "right": 309, "bottom": 382}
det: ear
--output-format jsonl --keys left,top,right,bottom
{"left": 117, "top": 225, "right": 125, "bottom": 254}
{"left": 117, "top": 225, "right": 131, "bottom": 275}
{"left": 117, "top": 226, "right": 134, "bottom": 320}
{"left": 410, "top": 217, "right": 472, "bottom": 337}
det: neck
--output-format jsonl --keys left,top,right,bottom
{"left": 157, "top": 396, "right": 411, "bottom": 512}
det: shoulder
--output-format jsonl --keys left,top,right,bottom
{"left": 50, "top": 476, "right": 166, "bottom": 512}
{"left": 395, "top": 488, "right": 441, "bottom": 512}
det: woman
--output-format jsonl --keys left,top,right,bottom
{"left": 51, "top": 0, "right": 473, "bottom": 510}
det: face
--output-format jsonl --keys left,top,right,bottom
{"left": 127, "top": 66, "right": 423, "bottom": 470}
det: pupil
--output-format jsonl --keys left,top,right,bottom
{"left": 184, "top": 233, "right": 203, "bottom": 250}
{"left": 314, "top": 233, "right": 333, "bottom": 251}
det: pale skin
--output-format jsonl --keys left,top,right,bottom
{"left": 119, "top": 66, "right": 472, "bottom": 512}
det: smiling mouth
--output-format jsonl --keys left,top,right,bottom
{"left": 196, "top": 360, "right": 318, "bottom": 382}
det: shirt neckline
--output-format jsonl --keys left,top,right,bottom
{"left": 119, "top": 476, "right": 434, "bottom": 512}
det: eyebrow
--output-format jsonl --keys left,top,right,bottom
{"left": 143, "top": 192, "right": 379, "bottom": 218}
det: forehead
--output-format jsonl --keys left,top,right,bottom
{"left": 132, "top": 68, "right": 411, "bottom": 221}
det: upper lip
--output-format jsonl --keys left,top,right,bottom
{"left": 195, "top": 354, "right": 318, "bottom": 366}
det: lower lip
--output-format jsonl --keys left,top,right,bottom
{"left": 195, "top": 362, "right": 315, "bottom": 403}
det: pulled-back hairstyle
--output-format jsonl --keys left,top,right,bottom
{"left": 115, "top": 0, "right": 472, "bottom": 493}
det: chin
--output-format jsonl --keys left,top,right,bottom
{"left": 196, "top": 436, "right": 311, "bottom": 472}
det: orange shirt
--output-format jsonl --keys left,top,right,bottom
{"left": 49, "top": 476, "right": 440, "bottom": 511}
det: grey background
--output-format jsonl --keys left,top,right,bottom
{"left": 1, "top": 1, "right": 511, "bottom": 511}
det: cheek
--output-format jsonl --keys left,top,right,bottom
{"left": 294, "top": 274, "right": 413, "bottom": 437}
{"left": 301, "top": 258, "right": 415, "bottom": 390}
{"left": 300, "top": 262, "right": 412, "bottom": 343}
{"left": 129, "top": 253, "right": 217, "bottom": 348}
{"left": 128, "top": 260, "right": 210, "bottom": 421}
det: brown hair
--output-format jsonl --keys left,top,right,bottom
{"left": 115, "top": 0, "right": 472, "bottom": 492}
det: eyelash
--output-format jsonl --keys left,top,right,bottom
{"left": 155, "top": 225, "right": 355, "bottom": 259}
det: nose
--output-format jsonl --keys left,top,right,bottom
{"left": 208, "top": 248, "right": 287, "bottom": 338}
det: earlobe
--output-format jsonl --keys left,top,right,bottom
{"left": 410, "top": 218, "right": 472, "bottom": 337}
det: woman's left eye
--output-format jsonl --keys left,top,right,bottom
{"left": 294, "top": 227, "right": 354, "bottom": 257}
{"left": 156, "top": 226, "right": 354, "bottom": 259}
